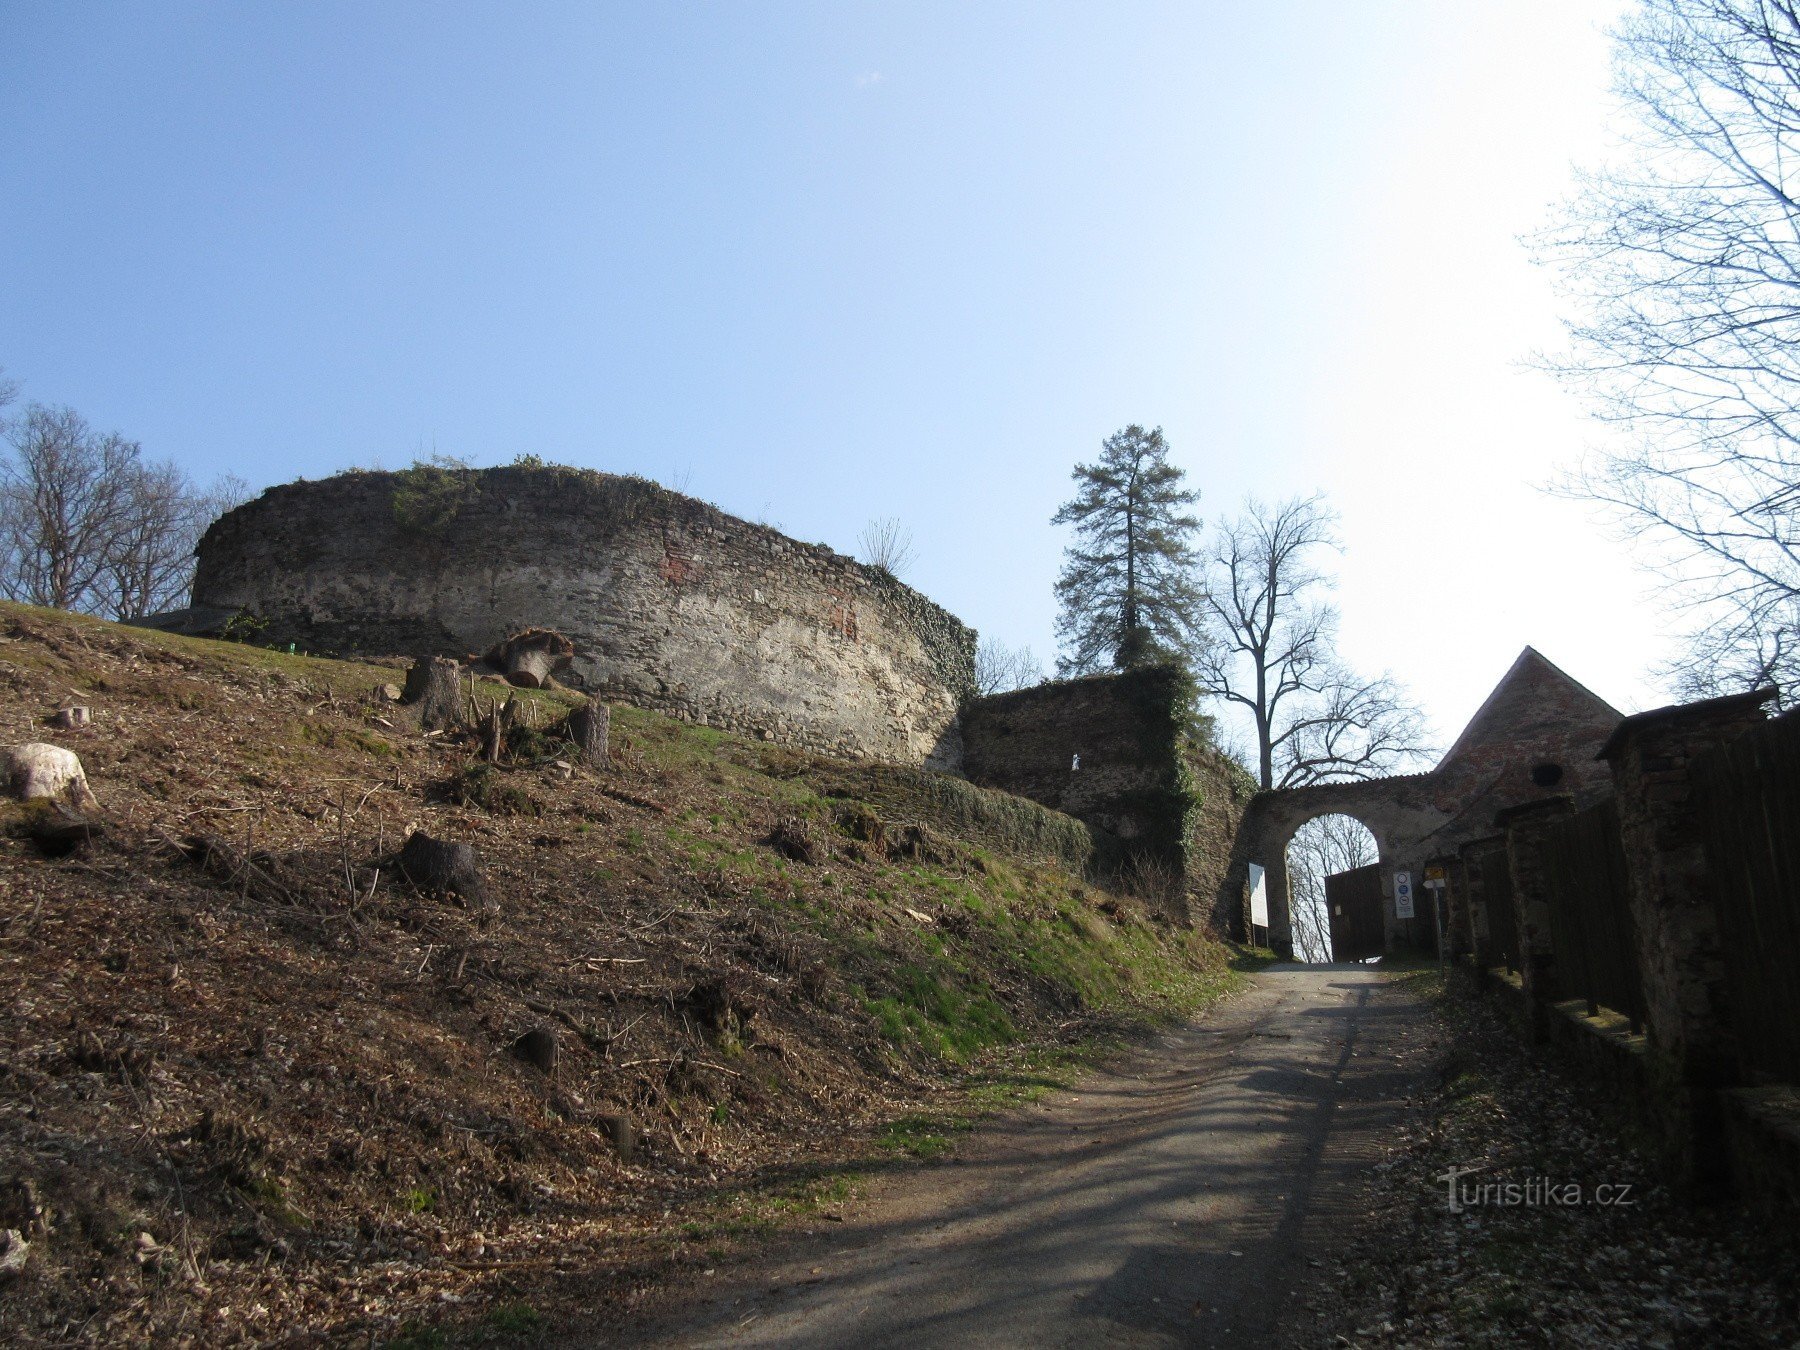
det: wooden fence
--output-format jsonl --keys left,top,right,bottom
{"left": 1694, "top": 712, "right": 1800, "bottom": 1085}
{"left": 1538, "top": 798, "right": 1644, "bottom": 1033}
{"left": 1478, "top": 845, "right": 1518, "bottom": 975}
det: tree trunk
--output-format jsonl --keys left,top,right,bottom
{"left": 401, "top": 656, "right": 463, "bottom": 732}
{"left": 397, "top": 831, "right": 486, "bottom": 905}
{"left": 567, "top": 701, "right": 610, "bottom": 767}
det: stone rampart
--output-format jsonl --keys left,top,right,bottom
{"left": 192, "top": 465, "right": 975, "bottom": 768}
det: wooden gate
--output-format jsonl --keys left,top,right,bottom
{"left": 1326, "top": 863, "right": 1384, "bottom": 962}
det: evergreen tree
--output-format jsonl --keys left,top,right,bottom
{"left": 1052, "top": 424, "right": 1203, "bottom": 676}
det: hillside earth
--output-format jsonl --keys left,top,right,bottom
{"left": 0, "top": 603, "right": 1248, "bottom": 1346}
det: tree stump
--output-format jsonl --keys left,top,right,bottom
{"left": 567, "top": 702, "right": 610, "bottom": 767}
{"left": 401, "top": 656, "right": 462, "bottom": 732}
{"left": 766, "top": 816, "right": 819, "bottom": 865}
{"left": 23, "top": 801, "right": 103, "bottom": 858}
{"left": 51, "top": 707, "right": 90, "bottom": 730}
{"left": 509, "top": 1027, "right": 558, "bottom": 1073}
{"left": 397, "top": 831, "right": 486, "bottom": 905}
{"left": 597, "top": 1113, "right": 635, "bottom": 1162}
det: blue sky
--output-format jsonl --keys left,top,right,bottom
{"left": 1, "top": 1, "right": 1661, "bottom": 747}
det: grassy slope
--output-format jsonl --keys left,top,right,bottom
{"left": 0, "top": 602, "right": 1247, "bottom": 1346}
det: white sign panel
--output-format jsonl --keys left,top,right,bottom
{"left": 1248, "top": 863, "right": 1269, "bottom": 929}
{"left": 1393, "top": 869, "right": 1415, "bottom": 920}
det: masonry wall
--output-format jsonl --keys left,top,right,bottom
{"left": 192, "top": 466, "right": 976, "bottom": 769}
{"left": 961, "top": 669, "right": 1187, "bottom": 857}
{"left": 1186, "top": 742, "right": 1259, "bottom": 933}
{"left": 961, "top": 668, "right": 1253, "bottom": 922}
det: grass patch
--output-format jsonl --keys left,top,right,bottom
{"left": 448, "top": 763, "right": 540, "bottom": 817}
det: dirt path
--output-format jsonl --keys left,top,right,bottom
{"left": 595, "top": 964, "right": 1435, "bottom": 1349}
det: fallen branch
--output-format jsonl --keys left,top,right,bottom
{"left": 614, "top": 1056, "right": 745, "bottom": 1080}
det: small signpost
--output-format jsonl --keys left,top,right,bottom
{"left": 1393, "top": 869, "right": 1415, "bottom": 919}
{"left": 1423, "top": 865, "right": 1448, "bottom": 965}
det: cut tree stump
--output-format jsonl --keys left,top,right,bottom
{"left": 510, "top": 1027, "right": 558, "bottom": 1073}
{"left": 766, "top": 817, "right": 819, "bottom": 865}
{"left": 1, "top": 743, "right": 98, "bottom": 810}
{"left": 51, "top": 707, "right": 90, "bottom": 730}
{"left": 401, "top": 656, "right": 463, "bottom": 732}
{"left": 567, "top": 702, "right": 610, "bottom": 767}
{"left": 597, "top": 1113, "right": 635, "bottom": 1162}
{"left": 23, "top": 801, "right": 104, "bottom": 857}
{"left": 397, "top": 831, "right": 486, "bottom": 905}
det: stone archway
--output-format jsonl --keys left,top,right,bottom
{"left": 1234, "top": 775, "right": 1454, "bottom": 955}
{"left": 1284, "top": 813, "right": 1383, "bottom": 962}
{"left": 1221, "top": 648, "right": 1627, "bottom": 957}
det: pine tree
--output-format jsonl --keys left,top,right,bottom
{"left": 1052, "top": 424, "right": 1203, "bottom": 676}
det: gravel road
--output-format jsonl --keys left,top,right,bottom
{"left": 603, "top": 963, "right": 1434, "bottom": 1349}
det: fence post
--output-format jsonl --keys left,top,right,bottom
{"left": 1436, "top": 855, "right": 1469, "bottom": 964}
{"left": 1497, "top": 795, "right": 1576, "bottom": 1044}
{"left": 1458, "top": 835, "right": 1501, "bottom": 971}
{"left": 1598, "top": 691, "right": 1778, "bottom": 1188}
{"left": 1597, "top": 688, "right": 1774, "bottom": 1190}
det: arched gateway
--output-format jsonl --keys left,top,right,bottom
{"left": 1233, "top": 648, "right": 1621, "bottom": 957}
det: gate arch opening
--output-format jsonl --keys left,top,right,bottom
{"left": 1287, "top": 814, "right": 1380, "bottom": 963}
{"left": 1228, "top": 649, "right": 1627, "bottom": 959}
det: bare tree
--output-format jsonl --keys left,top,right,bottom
{"left": 1286, "top": 814, "right": 1378, "bottom": 963}
{"left": 1537, "top": 0, "right": 1800, "bottom": 702}
{"left": 99, "top": 469, "right": 251, "bottom": 620}
{"left": 858, "top": 516, "right": 917, "bottom": 578}
{"left": 0, "top": 404, "right": 142, "bottom": 611}
{"left": 0, "top": 400, "right": 244, "bottom": 619}
{"left": 974, "top": 637, "right": 1045, "bottom": 696}
{"left": 1194, "top": 494, "right": 1432, "bottom": 789}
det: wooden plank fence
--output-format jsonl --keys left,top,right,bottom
{"left": 1694, "top": 712, "right": 1800, "bottom": 1085}
{"left": 1539, "top": 797, "right": 1644, "bottom": 1033}
{"left": 1479, "top": 845, "right": 1518, "bottom": 975}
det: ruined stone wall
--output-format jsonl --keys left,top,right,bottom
{"left": 961, "top": 668, "right": 1254, "bottom": 923}
{"left": 1185, "top": 742, "right": 1259, "bottom": 934}
{"left": 961, "top": 671, "right": 1185, "bottom": 854}
{"left": 192, "top": 466, "right": 976, "bottom": 769}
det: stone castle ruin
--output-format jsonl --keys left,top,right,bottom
{"left": 189, "top": 465, "right": 976, "bottom": 769}
{"left": 184, "top": 464, "right": 1627, "bottom": 949}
